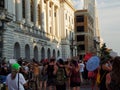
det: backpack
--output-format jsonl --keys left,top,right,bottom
{"left": 56, "top": 67, "right": 66, "bottom": 85}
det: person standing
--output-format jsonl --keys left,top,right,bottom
{"left": 79, "top": 60, "right": 85, "bottom": 83}
{"left": 70, "top": 60, "right": 81, "bottom": 90}
{"left": 55, "top": 58, "right": 66, "bottom": 90}
{"left": 47, "top": 58, "right": 56, "bottom": 90}
{"left": 40, "top": 60, "right": 48, "bottom": 90}
{"left": 99, "top": 57, "right": 112, "bottom": 90}
{"left": 6, "top": 63, "right": 27, "bottom": 90}
{"left": 32, "top": 62, "right": 40, "bottom": 90}
{"left": 106, "top": 56, "right": 120, "bottom": 90}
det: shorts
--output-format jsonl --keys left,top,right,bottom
{"left": 40, "top": 75, "right": 48, "bottom": 81}
{"left": 47, "top": 78, "right": 56, "bottom": 86}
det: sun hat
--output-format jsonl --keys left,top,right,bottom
{"left": 11, "top": 63, "right": 21, "bottom": 70}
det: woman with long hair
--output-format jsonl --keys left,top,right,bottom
{"left": 99, "top": 57, "right": 112, "bottom": 90}
{"left": 70, "top": 60, "right": 81, "bottom": 90}
{"left": 106, "top": 56, "right": 120, "bottom": 90}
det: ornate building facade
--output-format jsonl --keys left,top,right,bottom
{"left": 0, "top": 0, "right": 75, "bottom": 61}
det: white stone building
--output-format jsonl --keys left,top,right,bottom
{"left": 0, "top": 0, "right": 75, "bottom": 61}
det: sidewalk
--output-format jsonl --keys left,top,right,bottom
{"left": 81, "top": 84, "right": 92, "bottom": 90}
{"left": 80, "top": 82, "right": 92, "bottom": 90}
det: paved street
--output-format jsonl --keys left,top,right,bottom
{"left": 81, "top": 88, "right": 91, "bottom": 90}
{"left": 81, "top": 86, "right": 91, "bottom": 90}
{"left": 80, "top": 84, "right": 91, "bottom": 90}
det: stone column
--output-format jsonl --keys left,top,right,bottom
{"left": 5, "top": 0, "right": 7, "bottom": 9}
{"left": 33, "top": 0, "right": 38, "bottom": 26}
{"left": 52, "top": 3, "right": 55, "bottom": 37}
{"left": 41, "top": 0, "right": 44, "bottom": 32}
{"left": 56, "top": 7, "right": 59, "bottom": 37}
{"left": 46, "top": 0, "right": 49, "bottom": 33}
{"left": 16, "top": 0, "right": 22, "bottom": 22}
{"left": 25, "top": 0, "right": 30, "bottom": 24}
{"left": 11, "top": 0, "right": 16, "bottom": 21}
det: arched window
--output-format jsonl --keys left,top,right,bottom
{"left": 47, "top": 48, "right": 51, "bottom": 60}
{"left": 25, "top": 44, "right": 30, "bottom": 60}
{"left": 53, "top": 49, "right": 56, "bottom": 58}
{"left": 57, "top": 50, "right": 60, "bottom": 57}
{"left": 41, "top": 47, "right": 45, "bottom": 60}
{"left": 14, "top": 42, "right": 21, "bottom": 59}
{"left": 34, "top": 46, "right": 38, "bottom": 61}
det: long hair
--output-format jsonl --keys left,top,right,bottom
{"left": 111, "top": 56, "right": 120, "bottom": 84}
{"left": 71, "top": 60, "right": 78, "bottom": 68}
{"left": 11, "top": 69, "right": 19, "bottom": 80}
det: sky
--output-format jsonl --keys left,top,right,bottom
{"left": 73, "top": 0, "right": 120, "bottom": 55}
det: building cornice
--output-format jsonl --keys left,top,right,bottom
{"left": 60, "top": 0, "right": 75, "bottom": 11}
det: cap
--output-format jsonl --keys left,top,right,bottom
{"left": 12, "top": 63, "right": 21, "bottom": 70}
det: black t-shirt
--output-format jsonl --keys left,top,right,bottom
{"left": 47, "top": 65, "right": 54, "bottom": 79}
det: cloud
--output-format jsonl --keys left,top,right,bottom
{"left": 97, "top": 0, "right": 120, "bottom": 54}
{"left": 97, "top": 0, "right": 120, "bottom": 9}
{"left": 73, "top": 0, "right": 83, "bottom": 9}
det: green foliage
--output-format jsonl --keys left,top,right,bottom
{"left": 100, "top": 43, "right": 111, "bottom": 59}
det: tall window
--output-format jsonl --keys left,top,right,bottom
{"left": 31, "top": 0, "right": 34, "bottom": 22}
{"left": 34, "top": 46, "right": 38, "bottom": 61}
{"left": 77, "top": 26, "right": 84, "bottom": 32}
{"left": 0, "top": 0, "right": 4, "bottom": 8}
{"left": 25, "top": 44, "right": 30, "bottom": 59}
{"left": 66, "top": 14, "right": 67, "bottom": 20}
{"left": 76, "top": 15, "right": 84, "bottom": 22}
{"left": 14, "top": 42, "right": 21, "bottom": 59}
{"left": 66, "top": 29, "right": 68, "bottom": 39}
{"left": 77, "top": 35, "right": 85, "bottom": 41}
{"left": 78, "top": 45, "right": 85, "bottom": 50}
{"left": 22, "top": 0, "right": 25, "bottom": 18}
{"left": 38, "top": 4, "right": 41, "bottom": 25}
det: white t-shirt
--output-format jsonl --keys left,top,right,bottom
{"left": 6, "top": 73, "right": 26, "bottom": 90}
{"left": 79, "top": 63, "right": 85, "bottom": 72}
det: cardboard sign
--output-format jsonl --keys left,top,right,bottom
{"left": 9, "top": 59, "right": 16, "bottom": 64}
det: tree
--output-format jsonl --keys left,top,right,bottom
{"left": 100, "top": 43, "right": 111, "bottom": 59}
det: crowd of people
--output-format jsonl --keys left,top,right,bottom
{"left": 0, "top": 57, "right": 82, "bottom": 90}
{"left": 0, "top": 55, "right": 120, "bottom": 90}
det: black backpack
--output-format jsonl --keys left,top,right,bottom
{"left": 56, "top": 67, "right": 66, "bottom": 85}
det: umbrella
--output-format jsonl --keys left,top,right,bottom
{"left": 86, "top": 56, "right": 100, "bottom": 71}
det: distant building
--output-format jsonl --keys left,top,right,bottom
{"left": 75, "top": 0, "right": 100, "bottom": 59}
{"left": 0, "top": 0, "right": 75, "bottom": 61}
